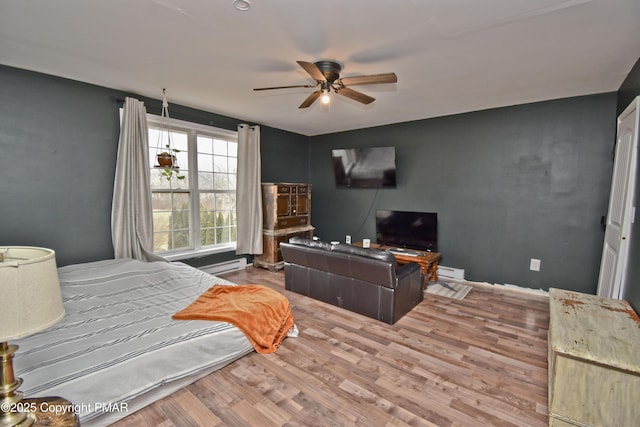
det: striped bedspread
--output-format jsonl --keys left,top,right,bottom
{"left": 13, "top": 258, "right": 253, "bottom": 426}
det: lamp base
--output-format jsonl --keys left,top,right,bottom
{"left": 0, "top": 411, "right": 35, "bottom": 427}
{"left": 1, "top": 342, "right": 36, "bottom": 427}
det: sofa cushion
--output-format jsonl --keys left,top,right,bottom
{"left": 281, "top": 242, "right": 396, "bottom": 288}
{"left": 331, "top": 243, "right": 396, "bottom": 264}
{"left": 288, "top": 237, "right": 333, "bottom": 251}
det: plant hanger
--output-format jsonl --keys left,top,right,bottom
{"left": 154, "top": 89, "right": 185, "bottom": 181}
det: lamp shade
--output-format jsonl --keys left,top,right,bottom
{"left": 0, "top": 247, "right": 65, "bottom": 341}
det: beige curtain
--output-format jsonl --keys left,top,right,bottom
{"left": 111, "top": 97, "right": 164, "bottom": 261}
{"left": 236, "top": 124, "right": 263, "bottom": 254}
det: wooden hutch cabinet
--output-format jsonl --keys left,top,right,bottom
{"left": 253, "top": 183, "right": 314, "bottom": 271}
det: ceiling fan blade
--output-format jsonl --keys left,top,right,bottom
{"left": 253, "top": 84, "right": 316, "bottom": 91}
{"left": 299, "top": 90, "right": 322, "bottom": 108}
{"left": 297, "top": 61, "right": 327, "bottom": 82}
{"left": 335, "top": 87, "right": 375, "bottom": 105}
{"left": 338, "top": 73, "right": 397, "bottom": 86}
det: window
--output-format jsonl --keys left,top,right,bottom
{"left": 147, "top": 114, "right": 238, "bottom": 257}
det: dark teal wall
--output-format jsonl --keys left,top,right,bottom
{"left": 617, "top": 57, "right": 640, "bottom": 313}
{"left": 0, "top": 65, "right": 307, "bottom": 266}
{"left": 0, "top": 63, "right": 628, "bottom": 296}
{"left": 260, "top": 126, "right": 309, "bottom": 183}
{"left": 309, "top": 94, "right": 617, "bottom": 294}
{"left": 0, "top": 66, "right": 120, "bottom": 265}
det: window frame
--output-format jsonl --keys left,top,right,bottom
{"left": 146, "top": 113, "right": 238, "bottom": 260}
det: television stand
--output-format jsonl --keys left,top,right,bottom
{"left": 386, "top": 247, "right": 424, "bottom": 257}
{"left": 354, "top": 242, "right": 441, "bottom": 288}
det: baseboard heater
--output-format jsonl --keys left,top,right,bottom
{"left": 199, "top": 258, "right": 247, "bottom": 275}
{"left": 437, "top": 265, "right": 465, "bottom": 281}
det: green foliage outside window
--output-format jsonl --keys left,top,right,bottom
{"left": 169, "top": 202, "right": 237, "bottom": 248}
{"left": 171, "top": 204, "right": 190, "bottom": 249}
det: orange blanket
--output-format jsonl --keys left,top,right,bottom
{"left": 172, "top": 284, "right": 294, "bottom": 354}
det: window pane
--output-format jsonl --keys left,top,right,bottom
{"left": 172, "top": 193, "right": 190, "bottom": 210}
{"left": 171, "top": 209, "right": 189, "bottom": 230}
{"left": 148, "top": 144, "right": 156, "bottom": 168}
{"left": 170, "top": 169, "right": 189, "bottom": 188}
{"left": 197, "top": 135, "right": 214, "bottom": 154}
{"left": 213, "top": 155, "right": 228, "bottom": 173}
{"left": 171, "top": 193, "right": 190, "bottom": 248}
{"left": 212, "top": 173, "right": 225, "bottom": 190}
{"left": 198, "top": 153, "right": 214, "bottom": 172}
{"left": 152, "top": 193, "right": 171, "bottom": 210}
{"left": 153, "top": 231, "right": 170, "bottom": 252}
{"left": 150, "top": 170, "right": 169, "bottom": 189}
{"left": 228, "top": 142, "right": 237, "bottom": 157}
{"left": 200, "top": 193, "right": 215, "bottom": 210}
{"left": 172, "top": 229, "right": 190, "bottom": 250}
{"left": 198, "top": 172, "right": 214, "bottom": 190}
{"left": 199, "top": 194, "right": 215, "bottom": 247}
{"left": 150, "top": 167, "right": 188, "bottom": 188}
{"left": 174, "top": 150, "right": 188, "bottom": 171}
{"left": 213, "top": 139, "right": 228, "bottom": 155}
{"left": 152, "top": 212, "right": 170, "bottom": 231}
{"left": 171, "top": 131, "right": 188, "bottom": 152}
{"left": 216, "top": 193, "right": 236, "bottom": 211}
{"left": 200, "top": 211, "right": 216, "bottom": 246}
{"left": 149, "top": 127, "right": 188, "bottom": 155}
{"left": 215, "top": 212, "right": 226, "bottom": 244}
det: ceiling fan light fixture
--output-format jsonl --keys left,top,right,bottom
{"left": 321, "top": 90, "right": 330, "bottom": 105}
{"left": 233, "top": 0, "right": 251, "bottom": 11}
{"left": 253, "top": 59, "right": 397, "bottom": 109}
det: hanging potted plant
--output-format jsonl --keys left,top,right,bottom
{"left": 157, "top": 150, "right": 175, "bottom": 167}
{"left": 156, "top": 146, "right": 185, "bottom": 181}
{"left": 154, "top": 89, "right": 185, "bottom": 181}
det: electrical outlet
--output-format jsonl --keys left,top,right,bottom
{"left": 345, "top": 235, "right": 351, "bottom": 244}
{"left": 530, "top": 258, "right": 541, "bottom": 272}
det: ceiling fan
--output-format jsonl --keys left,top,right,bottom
{"left": 253, "top": 60, "right": 397, "bottom": 108}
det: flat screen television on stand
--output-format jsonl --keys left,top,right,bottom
{"left": 332, "top": 146, "right": 396, "bottom": 188}
{"left": 375, "top": 210, "right": 438, "bottom": 252}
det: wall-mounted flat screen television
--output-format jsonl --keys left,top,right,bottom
{"left": 332, "top": 146, "right": 396, "bottom": 188}
{"left": 375, "top": 209, "right": 438, "bottom": 252}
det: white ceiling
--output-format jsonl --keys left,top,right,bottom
{"left": 1, "top": 0, "right": 639, "bottom": 136}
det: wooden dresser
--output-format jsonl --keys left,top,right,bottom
{"left": 253, "top": 182, "right": 314, "bottom": 271}
{"left": 548, "top": 288, "right": 640, "bottom": 426}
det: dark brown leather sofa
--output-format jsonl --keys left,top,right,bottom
{"left": 280, "top": 237, "right": 423, "bottom": 324}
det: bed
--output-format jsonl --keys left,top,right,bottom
{"left": 13, "top": 258, "right": 257, "bottom": 426}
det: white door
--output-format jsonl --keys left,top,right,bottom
{"left": 597, "top": 97, "right": 639, "bottom": 299}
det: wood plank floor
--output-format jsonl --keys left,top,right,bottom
{"left": 113, "top": 267, "right": 550, "bottom": 427}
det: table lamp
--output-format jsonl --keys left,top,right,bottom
{"left": 0, "top": 247, "right": 65, "bottom": 427}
